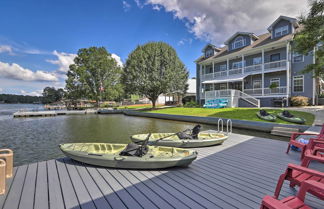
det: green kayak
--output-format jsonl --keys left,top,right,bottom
{"left": 131, "top": 132, "right": 228, "bottom": 148}
{"left": 277, "top": 113, "right": 305, "bottom": 124}
{"left": 59, "top": 143, "right": 197, "bottom": 169}
{"left": 256, "top": 112, "right": 276, "bottom": 122}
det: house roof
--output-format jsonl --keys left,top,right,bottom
{"left": 201, "top": 43, "right": 221, "bottom": 53}
{"left": 224, "top": 32, "right": 259, "bottom": 45}
{"left": 195, "top": 32, "right": 294, "bottom": 63}
{"left": 267, "top": 15, "right": 299, "bottom": 32}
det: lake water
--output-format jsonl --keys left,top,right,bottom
{"left": 0, "top": 104, "right": 286, "bottom": 166}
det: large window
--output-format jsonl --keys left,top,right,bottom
{"left": 253, "top": 57, "right": 262, "bottom": 65}
{"left": 205, "top": 49, "right": 214, "bottom": 58}
{"left": 232, "top": 36, "right": 245, "bottom": 49}
{"left": 270, "top": 78, "right": 280, "bottom": 87}
{"left": 293, "top": 75, "right": 304, "bottom": 92}
{"left": 219, "top": 64, "right": 227, "bottom": 71}
{"left": 232, "top": 61, "right": 245, "bottom": 69}
{"left": 292, "top": 52, "right": 304, "bottom": 63}
{"left": 270, "top": 53, "right": 280, "bottom": 62}
{"left": 220, "top": 84, "right": 227, "bottom": 90}
{"left": 274, "top": 25, "right": 289, "bottom": 37}
{"left": 253, "top": 80, "right": 262, "bottom": 89}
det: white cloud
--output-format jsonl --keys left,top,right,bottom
{"left": 47, "top": 50, "right": 76, "bottom": 73}
{"left": 134, "top": 0, "right": 144, "bottom": 8}
{"left": 20, "top": 89, "right": 43, "bottom": 96}
{"left": 0, "top": 45, "right": 13, "bottom": 54}
{"left": 145, "top": 0, "right": 308, "bottom": 45}
{"left": 123, "top": 1, "right": 131, "bottom": 12}
{"left": 111, "top": 53, "right": 123, "bottom": 67}
{"left": 177, "top": 38, "right": 192, "bottom": 46}
{"left": 0, "top": 61, "right": 58, "bottom": 82}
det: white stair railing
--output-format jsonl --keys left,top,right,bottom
{"left": 238, "top": 90, "right": 260, "bottom": 107}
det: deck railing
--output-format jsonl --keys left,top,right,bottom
{"left": 243, "top": 87, "right": 287, "bottom": 96}
{"left": 200, "top": 60, "right": 287, "bottom": 81}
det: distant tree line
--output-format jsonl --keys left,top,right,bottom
{"left": 0, "top": 94, "right": 43, "bottom": 104}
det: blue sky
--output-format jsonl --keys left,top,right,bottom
{"left": 0, "top": 0, "right": 308, "bottom": 96}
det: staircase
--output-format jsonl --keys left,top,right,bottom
{"left": 205, "top": 89, "right": 260, "bottom": 108}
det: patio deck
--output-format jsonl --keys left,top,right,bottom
{"left": 1, "top": 133, "right": 323, "bottom": 209}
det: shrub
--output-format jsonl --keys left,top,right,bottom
{"left": 290, "top": 96, "right": 309, "bottom": 106}
{"left": 183, "top": 101, "right": 200, "bottom": 108}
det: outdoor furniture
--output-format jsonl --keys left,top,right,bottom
{"left": 261, "top": 180, "right": 324, "bottom": 209}
{"left": 286, "top": 124, "right": 324, "bottom": 159}
{"left": 0, "top": 149, "right": 13, "bottom": 178}
{"left": 273, "top": 163, "right": 324, "bottom": 199}
{"left": 0, "top": 159, "right": 6, "bottom": 195}
{"left": 301, "top": 145, "right": 324, "bottom": 168}
{"left": 272, "top": 97, "right": 286, "bottom": 107}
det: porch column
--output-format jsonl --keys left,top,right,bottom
{"left": 212, "top": 61, "right": 215, "bottom": 74}
{"left": 199, "top": 64, "right": 203, "bottom": 101}
{"left": 242, "top": 54, "right": 244, "bottom": 74}
{"left": 226, "top": 58, "right": 229, "bottom": 76}
{"left": 312, "top": 47, "right": 316, "bottom": 105}
{"left": 286, "top": 42, "right": 290, "bottom": 106}
{"left": 261, "top": 49, "right": 265, "bottom": 96}
{"left": 242, "top": 80, "right": 244, "bottom": 92}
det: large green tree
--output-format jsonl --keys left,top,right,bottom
{"left": 42, "top": 87, "right": 65, "bottom": 104}
{"left": 293, "top": 0, "right": 324, "bottom": 78}
{"left": 66, "top": 47, "right": 123, "bottom": 107}
{"left": 123, "top": 42, "right": 188, "bottom": 108}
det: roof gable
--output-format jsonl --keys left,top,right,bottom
{"left": 267, "top": 15, "right": 299, "bottom": 32}
{"left": 224, "top": 32, "right": 259, "bottom": 45}
{"left": 201, "top": 43, "right": 221, "bottom": 53}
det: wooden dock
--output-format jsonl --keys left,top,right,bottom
{"left": 1, "top": 133, "right": 323, "bottom": 209}
{"left": 13, "top": 110, "right": 97, "bottom": 117}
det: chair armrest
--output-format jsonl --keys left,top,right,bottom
{"left": 287, "top": 164, "right": 324, "bottom": 177}
{"left": 261, "top": 196, "right": 291, "bottom": 209}
{"left": 297, "top": 180, "right": 324, "bottom": 201}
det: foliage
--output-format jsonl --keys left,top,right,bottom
{"left": 66, "top": 47, "right": 124, "bottom": 107}
{"left": 123, "top": 42, "right": 188, "bottom": 108}
{"left": 183, "top": 101, "right": 200, "bottom": 108}
{"left": 293, "top": 0, "right": 324, "bottom": 78}
{"left": 290, "top": 96, "right": 309, "bottom": 106}
{"left": 0, "top": 94, "right": 43, "bottom": 104}
{"left": 269, "top": 82, "right": 278, "bottom": 89}
{"left": 147, "top": 107, "right": 315, "bottom": 125}
{"left": 42, "top": 87, "right": 65, "bottom": 104}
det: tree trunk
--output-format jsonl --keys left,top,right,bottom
{"left": 151, "top": 99, "right": 157, "bottom": 109}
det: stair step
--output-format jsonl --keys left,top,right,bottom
{"left": 270, "top": 126, "right": 300, "bottom": 137}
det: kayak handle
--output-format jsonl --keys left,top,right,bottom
{"left": 114, "top": 156, "right": 125, "bottom": 161}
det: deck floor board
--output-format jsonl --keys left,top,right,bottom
{"left": 1, "top": 133, "right": 324, "bottom": 209}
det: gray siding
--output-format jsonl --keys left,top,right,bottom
{"left": 290, "top": 51, "right": 314, "bottom": 98}
{"left": 264, "top": 47, "right": 286, "bottom": 62}
{"left": 214, "top": 61, "right": 227, "bottom": 72}
{"left": 228, "top": 35, "right": 251, "bottom": 51}
{"left": 272, "top": 19, "right": 293, "bottom": 38}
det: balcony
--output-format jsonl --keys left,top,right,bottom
{"left": 243, "top": 86, "right": 287, "bottom": 96}
{"left": 201, "top": 60, "right": 287, "bottom": 81}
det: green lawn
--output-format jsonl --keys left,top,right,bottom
{"left": 147, "top": 107, "right": 315, "bottom": 125}
{"left": 118, "top": 104, "right": 164, "bottom": 109}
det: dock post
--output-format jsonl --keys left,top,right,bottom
{"left": 0, "top": 159, "right": 5, "bottom": 195}
{"left": 0, "top": 149, "right": 13, "bottom": 178}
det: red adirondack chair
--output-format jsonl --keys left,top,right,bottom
{"left": 274, "top": 164, "right": 324, "bottom": 199}
{"left": 301, "top": 144, "right": 324, "bottom": 167}
{"left": 261, "top": 180, "right": 324, "bottom": 209}
{"left": 286, "top": 124, "right": 324, "bottom": 160}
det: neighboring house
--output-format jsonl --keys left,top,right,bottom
{"left": 195, "top": 16, "right": 321, "bottom": 107}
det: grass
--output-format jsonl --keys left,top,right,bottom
{"left": 147, "top": 107, "right": 315, "bottom": 125}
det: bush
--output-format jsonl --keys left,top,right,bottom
{"left": 183, "top": 101, "right": 200, "bottom": 108}
{"left": 290, "top": 96, "right": 309, "bottom": 106}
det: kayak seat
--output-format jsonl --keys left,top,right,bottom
{"left": 283, "top": 110, "right": 294, "bottom": 118}
{"left": 119, "top": 143, "right": 148, "bottom": 157}
{"left": 260, "top": 110, "right": 269, "bottom": 116}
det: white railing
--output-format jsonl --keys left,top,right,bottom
{"left": 228, "top": 68, "right": 242, "bottom": 75}
{"left": 205, "top": 89, "right": 260, "bottom": 107}
{"left": 244, "top": 87, "right": 287, "bottom": 96}
{"left": 244, "top": 64, "right": 262, "bottom": 74}
{"left": 264, "top": 60, "right": 286, "bottom": 71}
{"left": 200, "top": 60, "right": 287, "bottom": 81}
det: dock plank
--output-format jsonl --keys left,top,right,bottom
{"left": 34, "top": 161, "right": 49, "bottom": 209}
{"left": 0, "top": 167, "right": 17, "bottom": 208}
{"left": 47, "top": 160, "right": 65, "bottom": 209}
{"left": 18, "top": 163, "right": 37, "bottom": 209}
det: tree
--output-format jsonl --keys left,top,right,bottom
{"left": 293, "top": 0, "right": 324, "bottom": 78}
{"left": 123, "top": 42, "right": 189, "bottom": 108}
{"left": 66, "top": 47, "right": 123, "bottom": 107}
{"left": 42, "top": 87, "right": 65, "bottom": 104}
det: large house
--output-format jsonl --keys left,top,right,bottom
{"left": 195, "top": 16, "right": 322, "bottom": 107}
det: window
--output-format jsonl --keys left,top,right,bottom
{"left": 270, "top": 78, "right": 280, "bottom": 87}
{"left": 253, "top": 57, "right": 262, "bottom": 65}
{"left": 270, "top": 53, "right": 280, "bottom": 62}
{"left": 220, "top": 84, "right": 227, "bottom": 90}
{"left": 232, "top": 61, "right": 245, "bottom": 69}
{"left": 274, "top": 25, "right": 289, "bottom": 37}
{"left": 293, "top": 75, "right": 304, "bottom": 92}
{"left": 219, "top": 64, "right": 227, "bottom": 71}
{"left": 253, "top": 80, "right": 262, "bottom": 89}
{"left": 232, "top": 36, "right": 245, "bottom": 49}
{"left": 205, "top": 49, "right": 214, "bottom": 58}
{"left": 292, "top": 52, "right": 304, "bottom": 63}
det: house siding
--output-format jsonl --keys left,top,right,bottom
{"left": 272, "top": 19, "right": 293, "bottom": 38}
